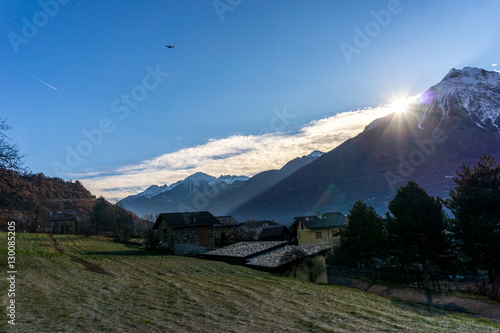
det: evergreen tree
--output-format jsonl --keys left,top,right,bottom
{"left": 447, "top": 154, "right": 500, "bottom": 298}
{"left": 340, "top": 201, "right": 385, "bottom": 276}
{"left": 386, "top": 181, "right": 449, "bottom": 289}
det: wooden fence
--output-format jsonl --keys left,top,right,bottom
{"left": 328, "top": 265, "right": 489, "bottom": 293}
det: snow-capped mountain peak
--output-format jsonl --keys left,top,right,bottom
{"left": 412, "top": 67, "right": 500, "bottom": 132}
{"left": 121, "top": 172, "right": 250, "bottom": 203}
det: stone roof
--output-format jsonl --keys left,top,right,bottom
{"left": 152, "top": 211, "right": 220, "bottom": 230}
{"left": 215, "top": 216, "right": 239, "bottom": 226}
{"left": 239, "top": 220, "right": 279, "bottom": 229}
{"left": 293, "top": 212, "right": 346, "bottom": 229}
{"left": 205, "top": 241, "right": 288, "bottom": 259}
{"left": 258, "top": 225, "right": 289, "bottom": 239}
{"left": 247, "top": 245, "right": 331, "bottom": 269}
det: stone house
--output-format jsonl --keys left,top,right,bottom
{"left": 290, "top": 212, "right": 347, "bottom": 250}
{"left": 48, "top": 211, "right": 77, "bottom": 234}
{"left": 247, "top": 245, "right": 331, "bottom": 283}
{"left": 152, "top": 211, "right": 220, "bottom": 255}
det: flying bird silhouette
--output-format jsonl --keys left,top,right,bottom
{"left": 165, "top": 45, "right": 174, "bottom": 49}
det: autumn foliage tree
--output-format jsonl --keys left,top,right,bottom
{"left": 447, "top": 154, "right": 500, "bottom": 298}
{"left": 91, "top": 197, "right": 134, "bottom": 241}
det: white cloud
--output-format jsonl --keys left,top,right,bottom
{"left": 492, "top": 64, "right": 498, "bottom": 67}
{"left": 79, "top": 100, "right": 413, "bottom": 201}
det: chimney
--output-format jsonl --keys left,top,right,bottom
{"left": 317, "top": 212, "right": 322, "bottom": 220}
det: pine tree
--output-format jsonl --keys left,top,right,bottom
{"left": 387, "top": 181, "right": 449, "bottom": 289}
{"left": 340, "top": 201, "right": 385, "bottom": 277}
{"left": 447, "top": 154, "right": 500, "bottom": 298}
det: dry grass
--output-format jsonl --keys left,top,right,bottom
{"left": 0, "top": 233, "right": 499, "bottom": 332}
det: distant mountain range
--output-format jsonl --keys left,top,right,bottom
{"left": 118, "top": 151, "right": 325, "bottom": 218}
{"left": 119, "top": 67, "right": 500, "bottom": 224}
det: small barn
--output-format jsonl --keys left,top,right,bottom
{"left": 204, "top": 241, "right": 288, "bottom": 265}
{"left": 246, "top": 245, "right": 331, "bottom": 283}
{"left": 152, "top": 211, "right": 220, "bottom": 255}
{"left": 205, "top": 241, "right": 331, "bottom": 283}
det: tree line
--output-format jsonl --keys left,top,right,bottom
{"left": 337, "top": 154, "right": 500, "bottom": 298}
{"left": 0, "top": 118, "right": 146, "bottom": 240}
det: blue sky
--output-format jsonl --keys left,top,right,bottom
{"left": 2, "top": 0, "right": 500, "bottom": 200}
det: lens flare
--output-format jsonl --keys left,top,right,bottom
{"left": 389, "top": 97, "right": 413, "bottom": 113}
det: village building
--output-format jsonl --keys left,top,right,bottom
{"left": 152, "top": 211, "right": 220, "bottom": 256}
{"left": 214, "top": 216, "right": 240, "bottom": 247}
{"left": 204, "top": 241, "right": 288, "bottom": 265}
{"left": 257, "top": 225, "right": 290, "bottom": 242}
{"left": 236, "top": 220, "right": 280, "bottom": 241}
{"left": 48, "top": 211, "right": 77, "bottom": 234}
{"left": 290, "top": 212, "right": 347, "bottom": 250}
{"left": 205, "top": 241, "right": 330, "bottom": 283}
{"left": 247, "top": 245, "right": 331, "bottom": 283}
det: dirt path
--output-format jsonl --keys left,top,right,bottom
{"left": 48, "top": 234, "right": 110, "bottom": 275}
{"left": 328, "top": 275, "right": 500, "bottom": 323}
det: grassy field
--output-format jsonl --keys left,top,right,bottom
{"left": 0, "top": 233, "right": 499, "bottom": 332}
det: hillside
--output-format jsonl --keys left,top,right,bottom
{"left": 0, "top": 169, "right": 148, "bottom": 235}
{"left": 0, "top": 169, "right": 96, "bottom": 225}
{"left": 1, "top": 233, "right": 497, "bottom": 332}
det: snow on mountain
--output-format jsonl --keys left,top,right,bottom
{"left": 218, "top": 175, "right": 251, "bottom": 184}
{"left": 121, "top": 172, "right": 249, "bottom": 203}
{"left": 307, "top": 150, "right": 325, "bottom": 158}
{"left": 412, "top": 67, "right": 500, "bottom": 132}
{"left": 140, "top": 184, "right": 170, "bottom": 198}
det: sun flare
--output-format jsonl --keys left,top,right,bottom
{"left": 389, "top": 96, "right": 415, "bottom": 114}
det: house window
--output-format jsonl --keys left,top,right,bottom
{"left": 316, "top": 231, "right": 322, "bottom": 239}
{"left": 301, "top": 224, "right": 304, "bottom": 230}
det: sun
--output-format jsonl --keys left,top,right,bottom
{"left": 389, "top": 97, "right": 414, "bottom": 114}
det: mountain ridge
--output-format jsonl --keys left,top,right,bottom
{"left": 231, "top": 67, "right": 500, "bottom": 223}
{"left": 118, "top": 150, "right": 324, "bottom": 217}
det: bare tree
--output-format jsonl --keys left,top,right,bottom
{"left": 280, "top": 246, "right": 307, "bottom": 279}
{"left": 0, "top": 118, "right": 25, "bottom": 171}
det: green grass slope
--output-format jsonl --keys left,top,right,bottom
{"left": 0, "top": 233, "right": 498, "bottom": 332}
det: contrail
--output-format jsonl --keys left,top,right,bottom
{"left": 31, "top": 75, "right": 58, "bottom": 91}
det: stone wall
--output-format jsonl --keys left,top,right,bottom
{"left": 160, "top": 225, "right": 215, "bottom": 255}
